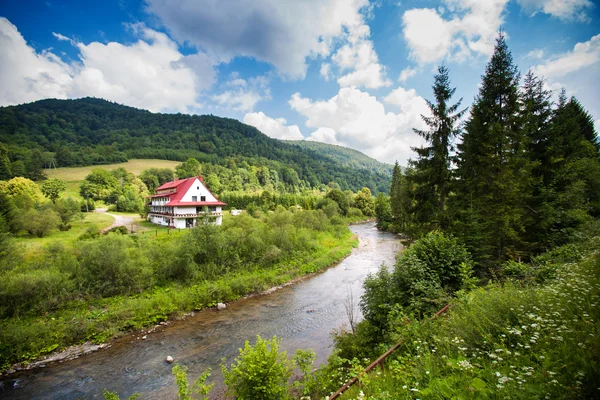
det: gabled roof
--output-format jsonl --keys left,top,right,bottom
{"left": 149, "top": 176, "right": 227, "bottom": 207}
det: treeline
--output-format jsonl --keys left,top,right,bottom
{"left": 0, "top": 98, "right": 391, "bottom": 193}
{"left": 378, "top": 34, "right": 600, "bottom": 271}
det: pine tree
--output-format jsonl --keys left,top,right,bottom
{"left": 410, "top": 65, "right": 465, "bottom": 233}
{"left": 389, "top": 162, "right": 411, "bottom": 233}
{"left": 453, "top": 33, "right": 528, "bottom": 266}
{"left": 520, "top": 70, "right": 554, "bottom": 252}
{"left": 545, "top": 94, "right": 600, "bottom": 239}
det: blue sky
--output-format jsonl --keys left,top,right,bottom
{"left": 0, "top": 0, "right": 598, "bottom": 164}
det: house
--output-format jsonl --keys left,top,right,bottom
{"left": 147, "top": 176, "right": 226, "bottom": 228}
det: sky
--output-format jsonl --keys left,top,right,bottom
{"left": 0, "top": 0, "right": 598, "bottom": 165}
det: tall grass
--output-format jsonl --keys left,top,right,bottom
{"left": 322, "top": 235, "right": 600, "bottom": 399}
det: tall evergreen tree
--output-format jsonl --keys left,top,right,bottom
{"left": 410, "top": 65, "right": 465, "bottom": 233}
{"left": 453, "top": 33, "right": 528, "bottom": 266}
{"left": 520, "top": 70, "right": 554, "bottom": 251}
{"left": 389, "top": 162, "right": 411, "bottom": 233}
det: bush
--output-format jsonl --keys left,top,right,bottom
{"left": 221, "top": 335, "right": 311, "bottom": 400}
{"left": 16, "top": 208, "right": 61, "bottom": 237}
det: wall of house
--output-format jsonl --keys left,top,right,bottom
{"left": 150, "top": 215, "right": 170, "bottom": 226}
{"left": 179, "top": 178, "right": 219, "bottom": 202}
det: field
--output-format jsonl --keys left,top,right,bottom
{"left": 44, "top": 159, "right": 181, "bottom": 182}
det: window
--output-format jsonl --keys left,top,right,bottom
{"left": 201, "top": 196, "right": 206, "bottom": 202}
{"left": 192, "top": 196, "right": 197, "bottom": 202}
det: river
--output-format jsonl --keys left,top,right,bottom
{"left": 1, "top": 222, "right": 402, "bottom": 399}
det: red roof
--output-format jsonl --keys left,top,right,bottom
{"left": 149, "top": 176, "right": 226, "bottom": 206}
{"left": 167, "top": 201, "right": 227, "bottom": 207}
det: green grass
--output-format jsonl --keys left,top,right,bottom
{"left": 0, "top": 227, "right": 358, "bottom": 371}
{"left": 44, "top": 159, "right": 181, "bottom": 182}
{"left": 13, "top": 212, "right": 114, "bottom": 250}
{"left": 318, "top": 237, "right": 600, "bottom": 400}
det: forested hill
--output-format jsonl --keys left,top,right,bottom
{"left": 286, "top": 140, "right": 393, "bottom": 175}
{"left": 0, "top": 97, "right": 391, "bottom": 193}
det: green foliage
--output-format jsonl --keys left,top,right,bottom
{"left": 221, "top": 335, "right": 314, "bottom": 400}
{"left": 102, "top": 390, "right": 140, "bottom": 400}
{"left": 361, "top": 231, "right": 473, "bottom": 331}
{"left": 374, "top": 192, "right": 392, "bottom": 230}
{"left": 0, "top": 98, "right": 391, "bottom": 193}
{"left": 354, "top": 187, "right": 375, "bottom": 217}
{"left": 409, "top": 65, "right": 465, "bottom": 233}
{"left": 53, "top": 197, "right": 83, "bottom": 230}
{"left": 15, "top": 207, "right": 61, "bottom": 237}
{"left": 175, "top": 158, "right": 201, "bottom": 179}
{"left": 80, "top": 168, "right": 120, "bottom": 202}
{"left": 41, "top": 178, "right": 67, "bottom": 203}
{"left": 0, "top": 208, "right": 356, "bottom": 370}
{"left": 171, "top": 364, "right": 214, "bottom": 400}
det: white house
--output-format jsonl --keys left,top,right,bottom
{"left": 147, "top": 176, "right": 226, "bottom": 228}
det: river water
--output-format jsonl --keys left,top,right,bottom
{"left": 1, "top": 222, "right": 401, "bottom": 399}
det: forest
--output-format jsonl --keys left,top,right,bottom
{"left": 0, "top": 98, "right": 392, "bottom": 193}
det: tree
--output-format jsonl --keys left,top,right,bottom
{"left": 16, "top": 208, "right": 61, "bottom": 237}
{"left": 0, "top": 143, "right": 11, "bottom": 180}
{"left": 41, "top": 178, "right": 67, "bottom": 203}
{"left": 0, "top": 177, "right": 45, "bottom": 208}
{"left": 326, "top": 188, "right": 349, "bottom": 216}
{"left": 453, "top": 32, "right": 528, "bottom": 267}
{"left": 175, "top": 158, "right": 201, "bottom": 179}
{"left": 374, "top": 193, "right": 392, "bottom": 229}
{"left": 410, "top": 65, "right": 465, "bottom": 232}
{"left": 354, "top": 187, "right": 375, "bottom": 216}
{"left": 520, "top": 70, "right": 554, "bottom": 251}
{"left": 389, "top": 163, "right": 412, "bottom": 233}
{"left": 80, "top": 168, "right": 119, "bottom": 202}
{"left": 53, "top": 198, "right": 83, "bottom": 230}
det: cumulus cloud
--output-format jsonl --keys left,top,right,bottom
{"left": 320, "top": 63, "right": 332, "bottom": 81}
{"left": 243, "top": 111, "right": 304, "bottom": 140}
{"left": 332, "top": 28, "right": 391, "bottom": 89}
{"left": 289, "top": 86, "right": 429, "bottom": 164}
{"left": 0, "top": 18, "right": 214, "bottom": 112}
{"left": 534, "top": 34, "right": 600, "bottom": 78}
{"left": 402, "top": 0, "right": 508, "bottom": 64}
{"left": 515, "top": 0, "right": 594, "bottom": 21}
{"left": 399, "top": 66, "right": 418, "bottom": 82}
{"left": 211, "top": 75, "right": 270, "bottom": 112}
{"left": 145, "top": 0, "right": 370, "bottom": 79}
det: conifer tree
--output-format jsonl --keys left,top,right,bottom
{"left": 410, "top": 65, "right": 465, "bottom": 233}
{"left": 453, "top": 33, "right": 528, "bottom": 266}
{"left": 520, "top": 70, "right": 554, "bottom": 251}
{"left": 389, "top": 162, "right": 411, "bottom": 232}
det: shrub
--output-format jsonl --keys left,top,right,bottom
{"left": 221, "top": 335, "right": 302, "bottom": 400}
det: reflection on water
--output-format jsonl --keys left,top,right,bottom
{"left": 1, "top": 222, "right": 401, "bottom": 399}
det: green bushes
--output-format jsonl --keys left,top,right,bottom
{"left": 361, "top": 231, "right": 474, "bottom": 330}
{"left": 0, "top": 208, "right": 357, "bottom": 370}
{"left": 221, "top": 336, "right": 315, "bottom": 400}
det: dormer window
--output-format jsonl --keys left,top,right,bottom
{"left": 192, "top": 196, "right": 197, "bottom": 202}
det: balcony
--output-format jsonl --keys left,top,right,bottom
{"left": 148, "top": 211, "right": 222, "bottom": 218}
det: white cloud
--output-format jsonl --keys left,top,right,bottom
{"left": 515, "top": 0, "right": 594, "bottom": 21}
{"left": 0, "top": 18, "right": 213, "bottom": 112}
{"left": 399, "top": 66, "right": 418, "bottom": 82}
{"left": 211, "top": 75, "right": 271, "bottom": 112}
{"left": 289, "top": 86, "right": 429, "bottom": 164}
{"left": 145, "top": 0, "right": 370, "bottom": 79}
{"left": 332, "top": 30, "right": 391, "bottom": 89}
{"left": 402, "top": 0, "right": 508, "bottom": 64}
{"left": 243, "top": 111, "right": 304, "bottom": 140}
{"left": 320, "top": 63, "right": 332, "bottom": 81}
{"left": 51, "top": 32, "right": 72, "bottom": 42}
{"left": 534, "top": 34, "right": 600, "bottom": 78}
{"left": 525, "top": 48, "right": 545, "bottom": 59}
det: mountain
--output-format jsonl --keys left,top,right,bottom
{"left": 0, "top": 98, "right": 392, "bottom": 193}
{"left": 286, "top": 140, "right": 393, "bottom": 175}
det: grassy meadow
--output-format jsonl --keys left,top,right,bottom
{"left": 44, "top": 159, "right": 182, "bottom": 182}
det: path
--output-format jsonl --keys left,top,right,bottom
{"left": 95, "top": 208, "right": 135, "bottom": 233}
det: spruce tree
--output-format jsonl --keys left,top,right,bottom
{"left": 410, "top": 65, "right": 465, "bottom": 233}
{"left": 453, "top": 33, "right": 528, "bottom": 266}
{"left": 389, "top": 162, "right": 411, "bottom": 233}
{"left": 520, "top": 70, "right": 554, "bottom": 251}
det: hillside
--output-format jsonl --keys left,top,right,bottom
{"left": 286, "top": 140, "right": 393, "bottom": 175}
{"left": 0, "top": 98, "right": 391, "bottom": 193}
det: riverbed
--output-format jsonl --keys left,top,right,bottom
{"left": 0, "top": 222, "right": 402, "bottom": 399}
